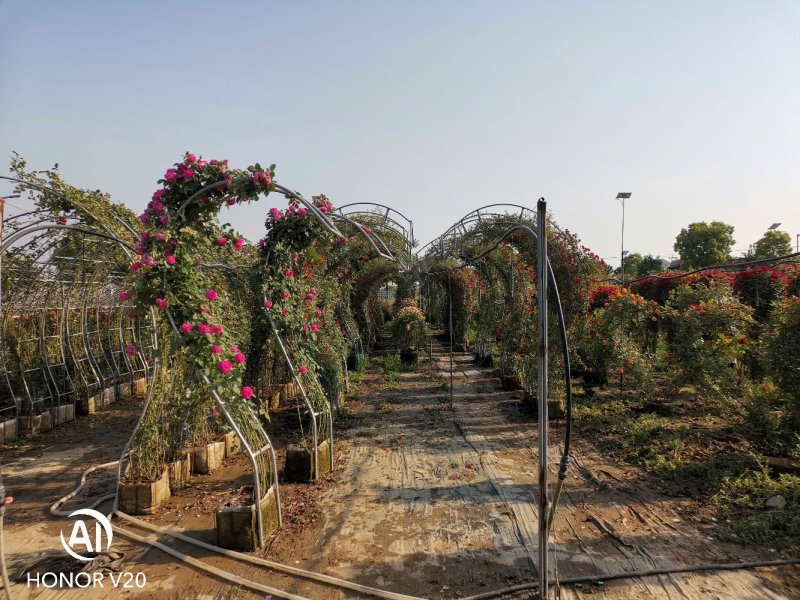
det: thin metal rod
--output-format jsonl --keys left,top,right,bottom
{"left": 536, "top": 199, "right": 549, "bottom": 599}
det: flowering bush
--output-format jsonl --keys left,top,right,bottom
{"left": 125, "top": 152, "right": 276, "bottom": 478}
{"left": 390, "top": 306, "right": 428, "bottom": 351}
{"left": 665, "top": 281, "right": 754, "bottom": 396}
{"left": 582, "top": 289, "right": 659, "bottom": 386}
{"left": 732, "top": 267, "right": 789, "bottom": 319}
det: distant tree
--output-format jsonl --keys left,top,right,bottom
{"left": 637, "top": 254, "right": 665, "bottom": 276}
{"left": 615, "top": 252, "right": 642, "bottom": 279}
{"left": 752, "top": 230, "right": 792, "bottom": 259}
{"left": 673, "top": 221, "right": 735, "bottom": 268}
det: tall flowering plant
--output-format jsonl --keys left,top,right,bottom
{"left": 258, "top": 195, "right": 350, "bottom": 409}
{"left": 123, "top": 153, "right": 276, "bottom": 479}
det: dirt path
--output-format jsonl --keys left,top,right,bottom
{"left": 2, "top": 340, "right": 798, "bottom": 599}
{"left": 283, "top": 339, "right": 800, "bottom": 599}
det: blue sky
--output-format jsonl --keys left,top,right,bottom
{"left": 1, "top": 1, "right": 799, "bottom": 264}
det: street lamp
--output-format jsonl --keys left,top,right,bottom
{"left": 616, "top": 192, "right": 631, "bottom": 286}
{"left": 768, "top": 223, "right": 781, "bottom": 230}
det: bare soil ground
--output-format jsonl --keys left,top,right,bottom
{"left": 1, "top": 337, "right": 799, "bottom": 599}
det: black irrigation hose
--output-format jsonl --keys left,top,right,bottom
{"left": 461, "top": 557, "right": 800, "bottom": 600}
{"left": 601, "top": 251, "right": 800, "bottom": 286}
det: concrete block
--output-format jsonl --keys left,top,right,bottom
{"left": 118, "top": 469, "right": 171, "bottom": 515}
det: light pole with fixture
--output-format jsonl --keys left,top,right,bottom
{"left": 616, "top": 192, "right": 631, "bottom": 286}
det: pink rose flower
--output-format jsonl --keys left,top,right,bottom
{"left": 241, "top": 386, "right": 254, "bottom": 399}
{"left": 282, "top": 291, "right": 290, "bottom": 299}
{"left": 159, "top": 214, "right": 169, "bottom": 225}
{"left": 211, "top": 324, "right": 223, "bottom": 334}
{"left": 152, "top": 189, "right": 165, "bottom": 200}
{"left": 199, "top": 304, "right": 209, "bottom": 313}
{"left": 233, "top": 352, "right": 246, "bottom": 364}
{"left": 227, "top": 197, "right": 237, "bottom": 206}
{"left": 216, "top": 237, "right": 228, "bottom": 246}
{"left": 180, "top": 322, "right": 194, "bottom": 333}
{"left": 130, "top": 262, "right": 142, "bottom": 272}
{"left": 166, "top": 255, "right": 176, "bottom": 265}
{"left": 217, "top": 360, "right": 232, "bottom": 374}
{"left": 198, "top": 324, "right": 212, "bottom": 334}
{"left": 281, "top": 309, "right": 288, "bottom": 317}
{"left": 212, "top": 345, "right": 222, "bottom": 354}
{"left": 206, "top": 289, "right": 219, "bottom": 301}
{"left": 264, "top": 299, "right": 273, "bottom": 309}
{"left": 154, "top": 230, "right": 166, "bottom": 241}
{"left": 234, "top": 238, "right": 244, "bottom": 251}
{"left": 155, "top": 298, "right": 168, "bottom": 310}
{"left": 126, "top": 345, "right": 137, "bottom": 357}
{"left": 139, "top": 214, "right": 150, "bottom": 223}
{"left": 230, "top": 345, "right": 239, "bottom": 352}
{"left": 298, "top": 365, "right": 308, "bottom": 375}
{"left": 164, "top": 169, "right": 177, "bottom": 181}
{"left": 119, "top": 291, "right": 129, "bottom": 301}
{"left": 150, "top": 200, "right": 164, "bottom": 212}
{"left": 284, "top": 269, "right": 294, "bottom": 277}
{"left": 306, "top": 293, "right": 315, "bottom": 300}
{"left": 186, "top": 153, "right": 197, "bottom": 163}
{"left": 212, "top": 410, "right": 220, "bottom": 417}
{"left": 315, "top": 309, "right": 323, "bottom": 318}
{"left": 297, "top": 207, "right": 307, "bottom": 217}
{"left": 311, "top": 323, "right": 320, "bottom": 332}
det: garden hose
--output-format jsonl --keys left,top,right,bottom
{"left": 460, "top": 557, "right": 800, "bottom": 600}
{"left": 49, "top": 463, "right": 423, "bottom": 600}
{"left": 41, "top": 452, "right": 800, "bottom": 600}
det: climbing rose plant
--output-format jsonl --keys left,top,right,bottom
{"left": 127, "top": 152, "right": 276, "bottom": 418}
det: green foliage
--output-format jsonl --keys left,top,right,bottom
{"left": 742, "top": 380, "right": 800, "bottom": 458}
{"left": 762, "top": 297, "right": 800, "bottom": 407}
{"left": 713, "top": 466, "right": 800, "bottom": 546}
{"left": 753, "top": 230, "right": 793, "bottom": 259}
{"left": 390, "top": 306, "right": 428, "bottom": 351}
{"left": 615, "top": 252, "right": 642, "bottom": 277}
{"left": 673, "top": 221, "right": 735, "bottom": 268}
{"left": 582, "top": 289, "right": 659, "bottom": 386}
{"left": 665, "top": 281, "right": 754, "bottom": 396}
{"left": 637, "top": 254, "right": 665, "bottom": 276}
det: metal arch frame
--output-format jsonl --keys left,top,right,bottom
{"left": 420, "top": 202, "right": 574, "bottom": 598}
{"left": 0, "top": 176, "right": 141, "bottom": 241}
{"left": 416, "top": 203, "right": 536, "bottom": 258}
{"left": 3, "top": 178, "right": 286, "bottom": 549}
{"left": 161, "top": 176, "right": 407, "bottom": 543}
{"left": 259, "top": 196, "right": 410, "bottom": 486}
{"left": 335, "top": 202, "right": 416, "bottom": 258}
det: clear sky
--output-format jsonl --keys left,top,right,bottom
{"left": 1, "top": 1, "right": 798, "bottom": 264}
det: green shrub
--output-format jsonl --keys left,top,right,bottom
{"left": 665, "top": 281, "right": 754, "bottom": 396}
{"left": 390, "top": 306, "right": 428, "bottom": 351}
{"left": 762, "top": 297, "right": 800, "bottom": 406}
{"left": 583, "top": 289, "right": 659, "bottom": 386}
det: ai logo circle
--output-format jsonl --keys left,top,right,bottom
{"left": 60, "top": 509, "right": 114, "bottom": 561}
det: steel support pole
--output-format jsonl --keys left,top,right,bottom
{"left": 536, "top": 199, "right": 549, "bottom": 599}
{"left": 620, "top": 197, "right": 626, "bottom": 287}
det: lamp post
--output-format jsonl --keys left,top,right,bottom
{"left": 616, "top": 193, "right": 631, "bottom": 286}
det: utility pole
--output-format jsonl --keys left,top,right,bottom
{"left": 616, "top": 193, "right": 631, "bottom": 286}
